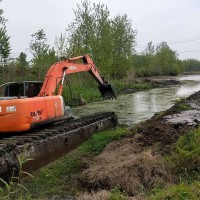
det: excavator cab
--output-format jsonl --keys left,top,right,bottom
{"left": 99, "top": 84, "right": 116, "bottom": 99}
{"left": 0, "top": 81, "right": 43, "bottom": 99}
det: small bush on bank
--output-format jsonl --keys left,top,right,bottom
{"left": 149, "top": 121, "right": 200, "bottom": 200}
{"left": 113, "top": 79, "right": 151, "bottom": 93}
{"left": 77, "top": 127, "right": 127, "bottom": 156}
{"left": 169, "top": 128, "right": 200, "bottom": 177}
{"left": 150, "top": 181, "right": 200, "bottom": 200}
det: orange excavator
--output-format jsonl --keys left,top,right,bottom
{"left": 0, "top": 54, "right": 116, "bottom": 133}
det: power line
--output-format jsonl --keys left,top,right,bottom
{"left": 137, "top": 36, "right": 200, "bottom": 49}
{"left": 136, "top": 48, "right": 200, "bottom": 56}
{"left": 168, "top": 38, "right": 200, "bottom": 45}
{"left": 179, "top": 49, "right": 200, "bottom": 54}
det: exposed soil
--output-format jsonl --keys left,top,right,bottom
{"left": 142, "top": 77, "right": 180, "bottom": 88}
{"left": 77, "top": 90, "right": 200, "bottom": 198}
{"left": 121, "top": 77, "right": 180, "bottom": 94}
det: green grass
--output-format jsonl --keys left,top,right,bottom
{"left": 169, "top": 128, "right": 200, "bottom": 177}
{"left": 113, "top": 79, "right": 152, "bottom": 93}
{"left": 150, "top": 181, "right": 200, "bottom": 200}
{"left": 19, "top": 128, "right": 127, "bottom": 199}
{"left": 176, "top": 101, "right": 192, "bottom": 111}
{"left": 148, "top": 127, "right": 200, "bottom": 200}
{"left": 109, "top": 188, "right": 129, "bottom": 200}
{"left": 77, "top": 127, "right": 127, "bottom": 156}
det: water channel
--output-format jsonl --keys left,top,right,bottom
{"left": 73, "top": 75, "right": 200, "bottom": 126}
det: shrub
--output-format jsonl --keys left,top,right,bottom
{"left": 170, "top": 128, "right": 200, "bottom": 176}
{"left": 150, "top": 181, "right": 200, "bottom": 200}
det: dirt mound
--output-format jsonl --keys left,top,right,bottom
{"left": 132, "top": 97, "right": 199, "bottom": 154}
{"left": 143, "top": 78, "right": 180, "bottom": 88}
{"left": 187, "top": 90, "right": 200, "bottom": 100}
{"left": 79, "top": 138, "right": 170, "bottom": 195}
{"left": 134, "top": 120, "right": 192, "bottom": 154}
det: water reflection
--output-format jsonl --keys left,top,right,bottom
{"left": 176, "top": 83, "right": 200, "bottom": 98}
{"left": 178, "top": 75, "right": 200, "bottom": 81}
{"left": 73, "top": 75, "right": 200, "bottom": 126}
{"left": 176, "top": 75, "right": 200, "bottom": 98}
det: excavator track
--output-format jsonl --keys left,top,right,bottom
{"left": 0, "top": 112, "right": 117, "bottom": 181}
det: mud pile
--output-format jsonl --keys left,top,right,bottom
{"left": 79, "top": 138, "right": 170, "bottom": 195}
{"left": 134, "top": 91, "right": 200, "bottom": 154}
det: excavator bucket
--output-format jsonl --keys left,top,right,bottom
{"left": 99, "top": 84, "right": 116, "bottom": 99}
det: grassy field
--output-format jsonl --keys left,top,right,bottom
{"left": 0, "top": 128, "right": 128, "bottom": 199}
{"left": 1, "top": 126, "right": 200, "bottom": 199}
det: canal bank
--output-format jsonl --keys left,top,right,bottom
{"left": 2, "top": 75, "right": 200, "bottom": 199}
{"left": 73, "top": 90, "right": 200, "bottom": 199}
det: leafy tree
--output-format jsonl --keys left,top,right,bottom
{"left": 0, "top": 1, "right": 11, "bottom": 81}
{"left": 92, "top": 3, "right": 112, "bottom": 71}
{"left": 29, "top": 29, "right": 57, "bottom": 80}
{"left": 30, "top": 48, "right": 57, "bottom": 81}
{"left": 183, "top": 59, "right": 200, "bottom": 72}
{"left": 155, "top": 41, "right": 179, "bottom": 75}
{"left": 111, "top": 14, "right": 137, "bottom": 79}
{"left": 135, "top": 42, "right": 156, "bottom": 76}
{"left": 0, "top": 27, "right": 11, "bottom": 81}
{"left": 54, "top": 33, "right": 67, "bottom": 59}
{"left": 0, "top": 0, "right": 7, "bottom": 26}
{"left": 17, "top": 52, "right": 28, "bottom": 68}
{"left": 30, "top": 29, "right": 49, "bottom": 59}
{"left": 66, "top": 0, "right": 137, "bottom": 79}
{"left": 67, "top": 0, "right": 95, "bottom": 57}
{"left": 133, "top": 41, "right": 184, "bottom": 77}
{"left": 0, "top": 27, "right": 11, "bottom": 61}
{"left": 144, "top": 41, "right": 155, "bottom": 56}
{"left": 14, "top": 52, "right": 29, "bottom": 79}
{"left": 66, "top": 0, "right": 111, "bottom": 87}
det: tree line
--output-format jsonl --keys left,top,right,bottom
{"left": 0, "top": 0, "right": 200, "bottom": 85}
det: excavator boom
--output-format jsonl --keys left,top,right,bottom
{"left": 38, "top": 54, "right": 116, "bottom": 99}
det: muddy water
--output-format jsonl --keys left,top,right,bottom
{"left": 73, "top": 75, "right": 200, "bottom": 126}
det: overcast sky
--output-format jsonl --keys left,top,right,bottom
{"left": 1, "top": 0, "right": 200, "bottom": 60}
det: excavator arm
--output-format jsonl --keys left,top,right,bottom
{"left": 38, "top": 54, "right": 116, "bottom": 99}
